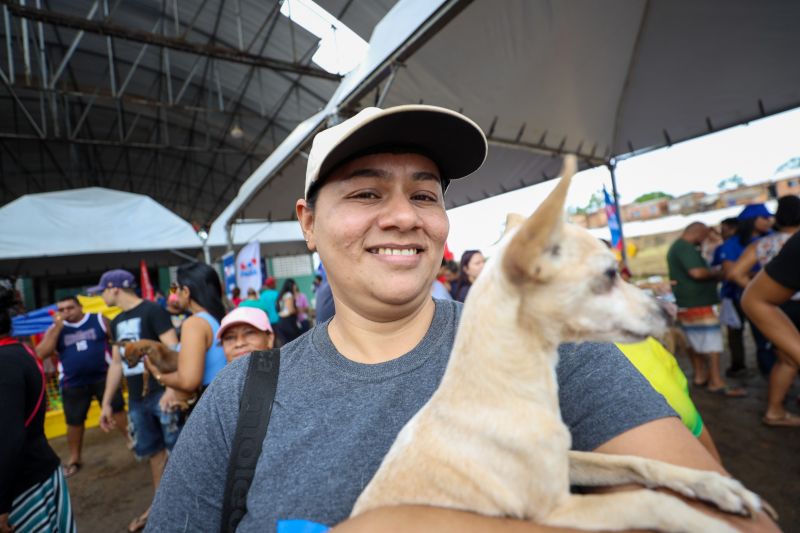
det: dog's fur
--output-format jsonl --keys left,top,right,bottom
{"left": 351, "top": 155, "right": 770, "bottom": 532}
{"left": 119, "top": 340, "right": 193, "bottom": 406}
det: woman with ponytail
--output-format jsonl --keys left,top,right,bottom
{"left": 142, "top": 262, "right": 227, "bottom": 409}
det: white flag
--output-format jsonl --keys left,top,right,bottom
{"left": 235, "top": 241, "right": 262, "bottom": 295}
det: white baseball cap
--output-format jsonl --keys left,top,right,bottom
{"left": 304, "top": 105, "right": 488, "bottom": 198}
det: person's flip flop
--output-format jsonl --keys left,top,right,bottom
{"left": 762, "top": 412, "right": 800, "bottom": 427}
{"left": 62, "top": 462, "right": 82, "bottom": 478}
{"left": 128, "top": 512, "right": 148, "bottom": 533}
{"left": 707, "top": 385, "right": 747, "bottom": 398}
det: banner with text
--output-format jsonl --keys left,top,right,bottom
{"left": 235, "top": 241, "right": 262, "bottom": 295}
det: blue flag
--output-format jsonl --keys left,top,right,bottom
{"left": 603, "top": 187, "right": 623, "bottom": 252}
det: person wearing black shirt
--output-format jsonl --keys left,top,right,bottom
{"left": 89, "top": 270, "right": 178, "bottom": 533}
{"left": 1, "top": 280, "right": 76, "bottom": 532}
{"left": 743, "top": 231, "right": 800, "bottom": 367}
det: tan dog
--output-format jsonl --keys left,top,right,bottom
{"left": 121, "top": 340, "right": 194, "bottom": 409}
{"left": 351, "top": 155, "right": 771, "bottom": 532}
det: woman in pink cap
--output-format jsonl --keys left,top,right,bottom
{"left": 217, "top": 307, "right": 274, "bottom": 362}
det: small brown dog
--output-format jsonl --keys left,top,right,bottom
{"left": 120, "top": 340, "right": 195, "bottom": 409}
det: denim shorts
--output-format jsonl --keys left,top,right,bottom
{"left": 127, "top": 391, "right": 182, "bottom": 459}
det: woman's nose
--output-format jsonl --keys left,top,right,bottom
{"left": 378, "top": 194, "right": 420, "bottom": 231}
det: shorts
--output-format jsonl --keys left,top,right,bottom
{"left": 62, "top": 379, "right": 125, "bottom": 426}
{"left": 677, "top": 305, "right": 724, "bottom": 354}
{"left": 127, "top": 390, "right": 182, "bottom": 459}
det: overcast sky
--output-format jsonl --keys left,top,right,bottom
{"left": 446, "top": 107, "right": 800, "bottom": 258}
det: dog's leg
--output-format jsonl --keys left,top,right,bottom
{"left": 543, "top": 491, "right": 737, "bottom": 533}
{"left": 568, "top": 450, "right": 768, "bottom": 518}
{"left": 142, "top": 362, "right": 150, "bottom": 396}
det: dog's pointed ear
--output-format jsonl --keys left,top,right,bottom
{"left": 502, "top": 155, "right": 577, "bottom": 283}
{"left": 503, "top": 213, "right": 526, "bottom": 237}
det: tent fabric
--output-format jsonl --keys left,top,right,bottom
{"left": 0, "top": 187, "right": 202, "bottom": 259}
{"left": 210, "top": 0, "right": 452, "bottom": 232}
{"left": 216, "top": 0, "right": 800, "bottom": 223}
{"left": 0, "top": 187, "right": 307, "bottom": 277}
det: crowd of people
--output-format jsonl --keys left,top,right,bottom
{"left": 2, "top": 104, "right": 792, "bottom": 532}
{"left": 666, "top": 196, "right": 800, "bottom": 426}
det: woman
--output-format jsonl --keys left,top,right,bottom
{"left": 450, "top": 250, "right": 485, "bottom": 302}
{"left": 730, "top": 196, "right": 800, "bottom": 426}
{"left": 294, "top": 285, "right": 311, "bottom": 332}
{"left": 144, "top": 262, "right": 227, "bottom": 409}
{"left": 231, "top": 287, "right": 243, "bottom": 308}
{"left": 274, "top": 278, "right": 303, "bottom": 344}
{"left": 718, "top": 203, "right": 775, "bottom": 375}
{"left": 217, "top": 307, "right": 274, "bottom": 362}
{"left": 0, "top": 281, "right": 76, "bottom": 533}
{"left": 146, "top": 106, "right": 768, "bottom": 532}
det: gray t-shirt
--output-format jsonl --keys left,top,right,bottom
{"left": 146, "top": 300, "right": 674, "bottom": 532}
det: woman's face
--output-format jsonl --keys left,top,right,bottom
{"left": 298, "top": 153, "right": 448, "bottom": 316}
{"left": 221, "top": 323, "right": 274, "bottom": 362}
{"left": 464, "top": 253, "right": 485, "bottom": 283}
{"left": 754, "top": 215, "right": 773, "bottom": 234}
{"left": 176, "top": 285, "right": 191, "bottom": 310}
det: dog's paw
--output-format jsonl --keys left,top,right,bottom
{"left": 668, "top": 472, "right": 763, "bottom": 518}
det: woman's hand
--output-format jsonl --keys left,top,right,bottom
{"left": 159, "top": 387, "right": 180, "bottom": 412}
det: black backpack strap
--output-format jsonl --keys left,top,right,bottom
{"left": 220, "top": 349, "right": 280, "bottom": 533}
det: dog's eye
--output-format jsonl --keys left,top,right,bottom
{"left": 605, "top": 268, "right": 617, "bottom": 282}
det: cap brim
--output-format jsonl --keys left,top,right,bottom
{"left": 86, "top": 284, "right": 104, "bottom": 295}
{"left": 217, "top": 321, "right": 273, "bottom": 340}
{"left": 318, "top": 106, "right": 487, "bottom": 188}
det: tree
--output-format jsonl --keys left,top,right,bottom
{"left": 717, "top": 175, "right": 745, "bottom": 191}
{"left": 633, "top": 191, "right": 673, "bottom": 203}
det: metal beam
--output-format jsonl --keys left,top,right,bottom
{"left": 6, "top": 3, "right": 342, "bottom": 80}
{"left": 0, "top": 131, "right": 261, "bottom": 154}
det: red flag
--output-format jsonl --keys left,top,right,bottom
{"left": 140, "top": 259, "right": 155, "bottom": 301}
{"left": 443, "top": 242, "right": 454, "bottom": 262}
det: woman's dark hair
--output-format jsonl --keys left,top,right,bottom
{"left": 774, "top": 195, "right": 800, "bottom": 230}
{"left": 0, "top": 279, "right": 16, "bottom": 336}
{"left": 177, "top": 262, "right": 225, "bottom": 322}
{"left": 305, "top": 144, "right": 447, "bottom": 209}
{"left": 735, "top": 217, "right": 761, "bottom": 246}
{"left": 276, "top": 279, "right": 298, "bottom": 313}
{"left": 456, "top": 250, "right": 482, "bottom": 287}
{"left": 450, "top": 250, "right": 481, "bottom": 301}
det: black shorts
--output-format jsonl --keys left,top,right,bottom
{"left": 61, "top": 379, "right": 125, "bottom": 426}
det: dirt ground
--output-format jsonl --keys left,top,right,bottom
{"left": 51, "top": 342, "right": 800, "bottom": 532}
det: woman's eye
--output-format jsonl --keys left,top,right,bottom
{"left": 349, "top": 191, "right": 379, "bottom": 199}
{"left": 412, "top": 192, "right": 437, "bottom": 202}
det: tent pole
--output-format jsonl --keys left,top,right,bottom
{"left": 225, "top": 223, "right": 234, "bottom": 253}
{"left": 606, "top": 159, "right": 628, "bottom": 265}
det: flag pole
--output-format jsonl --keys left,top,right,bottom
{"left": 606, "top": 159, "right": 628, "bottom": 265}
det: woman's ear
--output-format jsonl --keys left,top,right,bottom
{"left": 296, "top": 199, "right": 316, "bottom": 252}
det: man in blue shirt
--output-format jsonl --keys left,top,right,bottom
{"left": 36, "top": 295, "right": 127, "bottom": 477}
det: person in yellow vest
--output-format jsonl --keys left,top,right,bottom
{"left": 616, "top": 336, "right": 721, "bottom": 464}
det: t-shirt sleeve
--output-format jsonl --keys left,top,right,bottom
{"left": 556, "top": 342, "right": 677, "bottom": 451}
{"left": 765, "top": 231, "right": 800, "bottom": 291}
{"left": 146, "top": 357, "right": 248, "bottom": 532}
{"left": 147, "top": 302, "right": 175, "bottom": 338}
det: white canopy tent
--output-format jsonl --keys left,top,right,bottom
{"left": 212, "top": 0, "right": 800, "bottom": 232}
{"left": 0, "top": 187, "right": 306, "bottom": 277}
